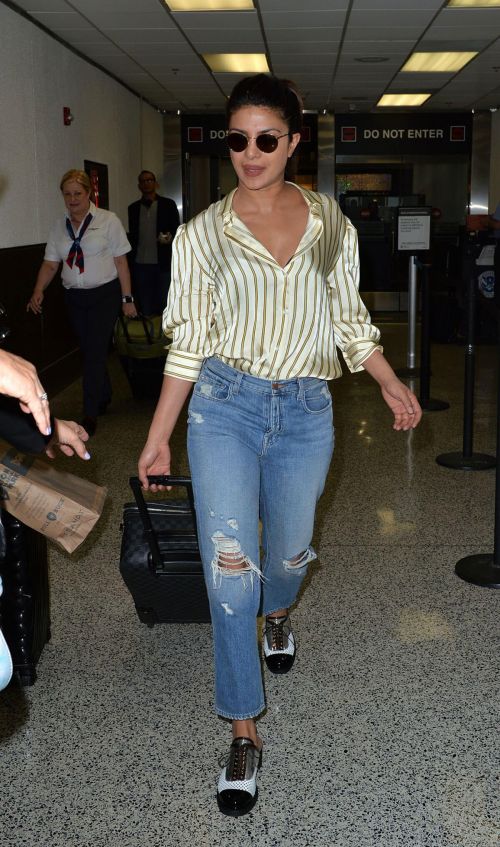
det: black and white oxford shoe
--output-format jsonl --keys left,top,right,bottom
{"left": 217, "top": 737, "right": 262, "bottom": 817}
{"left": 263, "top": 614, "right": 296, "bottom": 674}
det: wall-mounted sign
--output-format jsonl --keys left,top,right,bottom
{"left": 398, "top": 207, "right": 431, "bottom": 251}
{"left": 182, "top": 113, "right": 317, "bottom": 156}
{"left": 336, "top": 114, "right": 472, "bottom": 155}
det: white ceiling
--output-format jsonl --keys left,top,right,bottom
{"left": 9, "top": 0, "right": 500, "bottom": 113}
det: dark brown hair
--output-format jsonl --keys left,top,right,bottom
{"left": 226, "top": 74, "right": 303, "bottom": 136}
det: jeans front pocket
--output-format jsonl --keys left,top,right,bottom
{"left": 193, "top": 372, "right": 233, "bottom": 403}
{"left": 300, "top": 382, "right": 332, "bottom": 415}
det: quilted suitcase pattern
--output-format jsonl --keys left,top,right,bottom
{"left": 0, "top": 510, "right": 50, "bottom": 686}
{"left": 119, "top": 477, "right": 211, "bottom": 626}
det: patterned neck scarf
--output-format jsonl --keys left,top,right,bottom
{"left": 65, "top": 212, "right": 92, "bottom": 273}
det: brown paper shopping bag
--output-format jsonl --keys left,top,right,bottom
{"left": 0, "top": 441, "right": 107, "bottom": 553}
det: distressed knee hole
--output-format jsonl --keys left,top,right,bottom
{"left": 212, "top": 533, "right": 250, "bottom": 573}
{"left": 210, "top": 531, "right": 264, "bottom": 586}
{"left": 283, "top": 547, "right": 316, "bottom": 572}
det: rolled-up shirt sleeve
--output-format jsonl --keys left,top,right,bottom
{"left": 327, "top": 221, "right": 382, "bottom": 373}
{"left": 163, "top": 223, "right": 215, "bottom": 382}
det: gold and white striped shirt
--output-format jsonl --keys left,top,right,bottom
{"left": 163, "top": 184, "right": 381, "bottom": 383}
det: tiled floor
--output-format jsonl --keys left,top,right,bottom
{"left": 0, "top": 324, "right": 498, "bottom": 847}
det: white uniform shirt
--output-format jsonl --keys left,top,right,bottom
{"left": 44, "top": 201, "right": 131, "bottom": 289}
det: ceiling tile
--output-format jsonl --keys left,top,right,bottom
{"left": 30, "top": 12, "right": 94, "bottom": 28}
{"left": 262, "top": 11, "right": 347, "bottom": 27}
{"left": 12, "top": 1, "right": 69, "bottom": 11}
{"left": 85, "top": 13, "right": 176, "bottom": 29}
{"left": 103, "top": 28, "right": 186, "bottom": 44}
{"left": 352, "top": 0, "right": 442, "bottom": 8}
{"left": 267, "top": 28, "right": 343, "bottom": 43}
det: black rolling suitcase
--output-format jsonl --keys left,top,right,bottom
{"left": 114, "top": 314, "right": 166, "bottom": 399}
{"left": 0, "top": 510, "right": 50, "bottom": 686}
{"left": 119, "top": 476, "right": 211, "bottom": 625}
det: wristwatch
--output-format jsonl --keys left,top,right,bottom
{"left": 122, "top": 295, "right": 134, "bottom": 303}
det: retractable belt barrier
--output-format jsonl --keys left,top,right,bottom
{"left": 455, "top": 306, "right": 500, "bottom": 588}
{"left": 436, "top": 242, "right": 496, "bottom": 471}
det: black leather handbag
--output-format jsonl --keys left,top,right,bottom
{"left": 119, "top": 476, "right": 211, "bottom": 625}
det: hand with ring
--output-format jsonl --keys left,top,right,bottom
{"left": 0, "top": 349, "right": 52, "bottom": 436}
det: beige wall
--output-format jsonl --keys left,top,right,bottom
{"left": 0, "top": 3, "right": 163, "bottom": 248}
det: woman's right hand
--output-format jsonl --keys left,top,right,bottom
{"left": 27, "top": 291, "right": 44, "bottom": 314}
{"left": 0, "top": 349, "right": 51, "bottom": 436}
{"left": 138, "top": 442, "right": 171, "bottom": 491}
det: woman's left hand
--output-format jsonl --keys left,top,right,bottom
{"left": 380, "top": 378, "right": 422, "bottom": 431}
{"left": 122, "top": 302, "right": 137, "bottom": 318}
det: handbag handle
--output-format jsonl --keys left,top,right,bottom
{"left": 128, "top": 476, "right": 198, "bottom": 572}
{"left": 119, "top": 314, "right": 154, "bottom": 345}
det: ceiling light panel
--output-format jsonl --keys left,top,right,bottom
{"left": 171, "top": 10, "right": 258, "bottom": 27}
{"left": 402, "top": 51, "right": 477, "bottom": 71}
{"left": 447, "top": 0, "right": 500, "bottom": 6}
{"left": 378, "top": 93, "right": 432, "bottom": 106}
{"left": 166, "top": 1, "right": 255, "bottom": 9}
{"left": 203, "top": 53, "right": 269, "bottom": 72}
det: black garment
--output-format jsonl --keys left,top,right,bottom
{"left": 495, "top": 242, "right": 500, "bottom": 308}
{"left": 64, "top": 279, "right": 122, "bottom": 418}
{"left": 127, "top": 195, "right": 180, "bottom": 273}
{"left": 0, "top": 396, "right": 50, "bottom": 454}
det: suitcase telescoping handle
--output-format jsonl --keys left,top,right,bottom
{"left": 128, "top": 476, "right": 198, "bottom": 573}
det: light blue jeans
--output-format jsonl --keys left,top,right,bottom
{"left": 187, "top": 357, "right": 334, "bottom": 720}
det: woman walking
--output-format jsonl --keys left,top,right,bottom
{"left": 27, "top": 169, "right": 137, "bottom": 435}
{"left": 138, "top": 75, "right": 421, "bottom": 817}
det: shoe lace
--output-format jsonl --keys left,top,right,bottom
{"left": 267, "top": 616, "right": 288, "bottom": 651}
{"left": 218, "top": 741, "right": 253, "bottom": 780}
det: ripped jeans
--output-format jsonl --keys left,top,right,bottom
{"left": 187, "top": 357, "right": 334, "bottom": 720}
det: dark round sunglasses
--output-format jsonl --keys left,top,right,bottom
{"left": 227, "top": 131, "right": 289, "bottom": 154}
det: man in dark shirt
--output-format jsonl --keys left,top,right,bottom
{"left": 128, "top": 171, "right": 180, "bottom": 315}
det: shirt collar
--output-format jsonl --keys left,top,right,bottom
{"left": 221, "top": 183, "right": 323, "bottom": 268}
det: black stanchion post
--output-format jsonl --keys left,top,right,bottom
{"left": 436, "top": 242, "right": 496, "bottom": 470}
{"left": 417, "top": 260, "right": 449, "bottom": 412}
{"left": 455, "top": 321, "right": 500, "bottom": 588}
